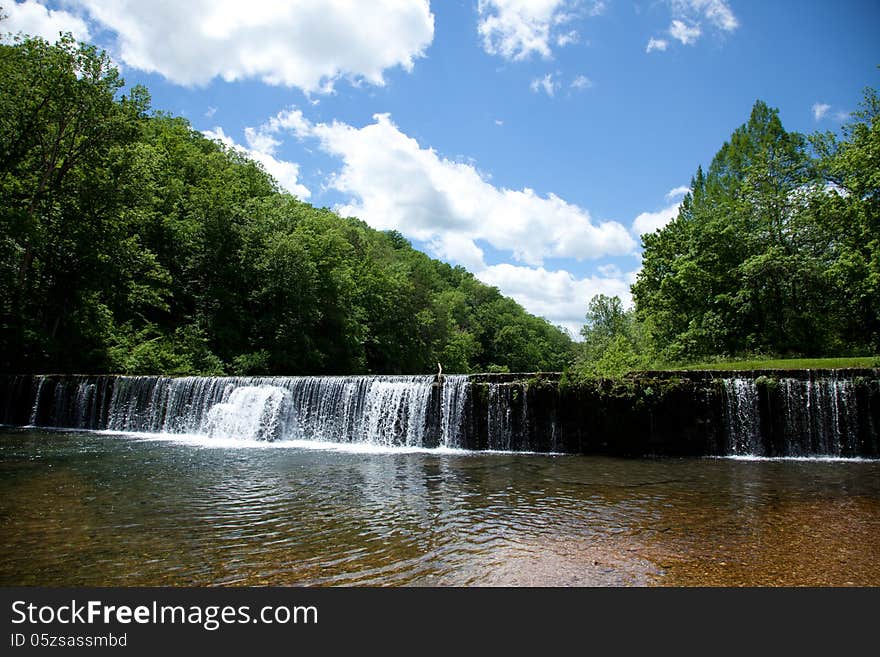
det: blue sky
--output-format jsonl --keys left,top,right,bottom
{"left": 4, "top": 0, "right": 879, "bottom": 335}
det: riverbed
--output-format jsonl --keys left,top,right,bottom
{"left": 1, "top": 428, "right": 878, "bottom": 586}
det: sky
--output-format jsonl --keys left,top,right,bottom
{"left": 3, "top": 0, "right": 879, "bottom": 336}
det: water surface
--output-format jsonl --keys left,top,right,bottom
{"left": 1, "top": 428, "right": 878, "bottom": 586}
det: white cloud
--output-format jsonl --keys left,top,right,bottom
{"left": 236, "top": 106, "right": 638, "bottom": 328}
{"left": 658, "top": 1, "right": 738, "bottom": 49}
{"left": 645, "top": 37, "right": 668, "bottom": 53}
{"left": 675, "top": 0, "right": 738, "bottom": 31}
{"left": 812, "top": 102, "right": 831, "bottom": 121}
{"left": 495, "top": 119, "right": 505, "bottom": 126}
{"left": 587, "top": 1, "right": 607, "bottom": 17}
{"left": 570, "top": 74, "right": 592, "bottom": 90}
{"left": 476, "top": 0, "right": 582, "bottom": 61}
{"left": 431, "top": 234, "right": 487, "bottom": 272}
{"left": 63, "top": 0, "right": 433, "bottom": 92}
{"left": 1, "top": 0, "right": 91, "bottom": 42}
{"left": 253, "top": 109, "right": 635, "bottom": 266}
{"left": 244, "top": 126, "right": 281, "bottom": 155}
{"left": 665, "top": 185, "right": 691, "bottom": 200}
{"left": 632, "top": 202, "right": 680, "bottom": 236}
{"left": 203, "top": 127, "right": 310, "bottom": 199}
{"left": 556, "top": 29, "right": 579, "bottom": 47}
{"left": 476, "top": 263, "right": 637, "bottom": 335}
{"left": 669, "top": 19, "right": 701, "bottom": 45}
{"left": 530, "top": 73, "right": 560, "bottom": 96}
{"left": 317, "top": 113, "right": 635, "bottom": 265}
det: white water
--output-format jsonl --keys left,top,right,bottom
{"left": 13, "top": 372, "right": 873, "bottom": 456}
{"left": 721, "top": 374, "right": 862, "bottom": 457}
{"left": 722, "top": 378, "right": 762, "bottom": 455}
{"left": 25, "top": 374, "right": 470, "bottom": 448}
{"left": 439, "top": 375, "right": 469, "bottom": 448}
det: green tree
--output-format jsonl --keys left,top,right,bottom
{"left": 0, "top": 33, "right": 153, "bottom": 371}
{"left": 633, "top": 100, "right": 835, "bottom": 361}
{"left": 0, "top": 31, "right": 573, "bottom": 376}
{"left": 575, "top": 294, "right": 649, "bottom": 377}
{"left": 809, "top": 86, "right": 880, "bottom": 351}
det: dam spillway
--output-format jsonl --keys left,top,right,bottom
{"left": 1, "top": 371, "right": 878, "bottom": 457}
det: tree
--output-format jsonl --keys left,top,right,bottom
{"left": 575, "top": 294, "right": 649, "bottom": 377}
{"left": 0, "top": 31, "right": 573, "bottom": 376}
{"left": 633, "top": 100, "right": 835, "bottom": 361}
{"left": 0, "top": 33, "right": 151, "bottom": 371}
{"left": 809, "top": 87, "right": 880, "bottom": 351}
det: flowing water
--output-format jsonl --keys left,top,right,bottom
{"left": 1, "top": 428, "right": 879, "bottom": 587}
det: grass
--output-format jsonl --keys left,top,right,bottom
{"left": 667, "top": 356, "right": 880, "bottom": 371}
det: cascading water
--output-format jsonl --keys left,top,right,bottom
{"left": 722, "top": 378, "right": 763, "bottom": 455}
{"left": 720, "top": 373, "right": 870, "bottom": 457}
{"left": 4, "top": 370, "right": 876, "bottom": 456}
{"left": 17, "top": 374, "right": 468, "bottom": 448}
{"left": 778, "top": 375, "right": 858, "bottom": 456}
{"left": 204, "top": 385, "right": 293, "bottom": 441}
{"left": 439, "top": 375, "right": 469, "bottom": 448}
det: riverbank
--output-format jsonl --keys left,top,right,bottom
{"left": 663, "top": 356, "right": 880, "bottom": 371}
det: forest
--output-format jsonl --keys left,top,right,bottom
{"left": 2, "top": 33, "right": 877, "bottom": 377}
{"left": 577, "top": 86, "right": 879, "bottom": 376}
{"left": 0, "top": 34, "right": 571, "bottom": 375}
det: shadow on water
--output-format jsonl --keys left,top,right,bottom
{"left": 1, "top": 428, "right": 879, "bottom": 586}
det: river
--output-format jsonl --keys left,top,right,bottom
{"left": 2, "top": 428, "right": 878, "bottom": 586}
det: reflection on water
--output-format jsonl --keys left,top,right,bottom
{"left": 1, "top": 429, "right": 879, "bottom": 586}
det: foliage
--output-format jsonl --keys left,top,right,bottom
{"left": 0, "top": 34, "right": 573, "bottom": 375}
{"left": 632, "top": 94, "right": 880, "bottom": 363}
{"left": 573, "top": 294, "right": 651, "bottom": 378}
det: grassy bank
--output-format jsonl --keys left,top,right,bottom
{"left": 667, "top": 356, "right": 879, "bottom": 371}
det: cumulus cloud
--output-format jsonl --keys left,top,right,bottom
{"left": 476, "top": 0, "right": 584, "bottom": 60}
{"left": 203, "top": 127, "right": 310, "bottom": 199}
{"left": 530, "top": 73, "right": 560, "bottom": 96}
{"left": 317, "top": 114, "right": 634, "bottom": 266}
{"left": 477, "top": 263, "right": 637, "bottom": 335}
{"left": 632, "top": 204, "right": 680, "bottom": 237}
{"left": 665, "top": 185, "right": 691, "bottom": 200}
{"left": 59, "top": 0, "right": 434, "bottom": 92}
{"left": 652, "top": 0, "right": 738, "bottom": 50}
{"left": 632, "top": 188, "right": 687, "bottom": 236}
{"left": 669, "top": 19, "right": 701, "bottom": 45}
{"left": 1, "top": 0, "right": 91, "bottom": 42}
{"left": 249, "top": 108, "right": 635, "bottom": 267}
{"left": 675, "top": 0, "right": 738, "bottom": 31}
{"left": 812, "top": 102, "right": 831, "bottom": 121}
{"left": 570, "top": 74, "right": 592, "bottom": 90}
{"left": 645, "top": 37, "right": 668, "bottom": 53}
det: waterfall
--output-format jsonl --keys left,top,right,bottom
{"left": 4, "top": 370, "right": 875, "bottom": 456}
{"left": 17, "top": 374, "right": 469, "bottom": 448}
{"left": 439, "top": 375, "right": 469, "bottom": 448}
{"left": 720, "top": 373, "right": 868, "bottom": 457}
{"left": 778, "top": 375, "right": 857, "bottom": 456}
{"left": 722, "top": 378, "right": 763, "bottom": 455}
{"left": 484, "top": 382, "right": 530, "bottom": 451}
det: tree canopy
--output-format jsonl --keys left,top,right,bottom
{"left": 572, "top": 91, "right": 878, "bottom": 377}
{"left": 0, "top": 33, "right": 573, "bottom": 375}
{"left": 630, "top": 95, "right": 879, "bottom": 364}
